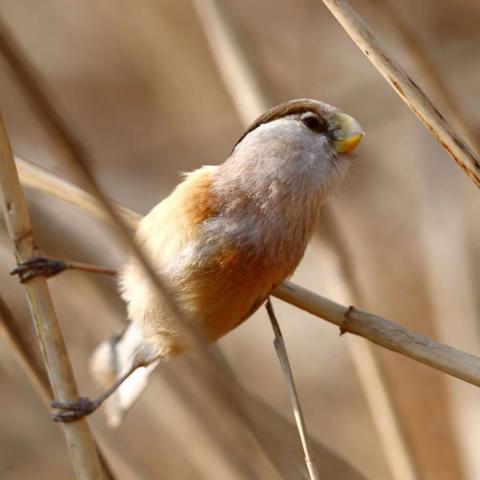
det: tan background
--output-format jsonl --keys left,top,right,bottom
{"left": 0, "top": 0, "right": 479, "bottom": 479}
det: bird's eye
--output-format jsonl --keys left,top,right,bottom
{"left": 300, "top": 112, "right": 326, "bottom": 133}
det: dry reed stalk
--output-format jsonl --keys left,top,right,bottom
{"left": 320, "top": 0, "right": 480, "bottom": 187}
{"left": 318, "top": 2, "right": 480, "bottom": 473}
{"left": 0, "top": 115, "right": 107, "bottom": 479}
{"left": 16, "top": 156, "right": 140, "bottom": 227}
{"left": 191, "top": 1, "right": 417, "bottom": 478}
{"left": 17, "top": 156, "right": 480, "bottom": 389}
{"left": 378, "top": 0, "right": 480, "bottom": 153}
{"left": 266, "top": 298, "right": 321, "bottom": 480}
{"left": 275, "top": 281, "right": 480, "bottom": 387}
{"left": 381, "top": 2, "right": 480, "bottom": 463}
{"left": 0, "top": 19, "right": 283, "bottom": 478}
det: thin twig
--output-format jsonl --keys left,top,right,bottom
{"left": 17, "top": 157, "right": 480, "bottom": 389}
{"left": 378, "top": 0, "right": 480, "bottom": 153}
{"left": 320, "top": 0, "right": 480, "bottom": 188}
{"left": 0, "top": 114, "right": 107, "bottom": 479}
{"left": 266, "top": 298, "right": 320, "bottom": 480}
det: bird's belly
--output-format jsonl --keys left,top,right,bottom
{"left": 121, "top": 248, "right": 289, "bottom": 355}
{"left": 121, "top": 223, "right": 303, "bottom": 356}
{"left": 175, "top": 250, "right": 287, "bottom": 343}
{"left": 190, "top": 268, "right": 281, "bottom": 342}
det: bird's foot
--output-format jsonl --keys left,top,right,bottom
{"left": 10, "top": 256, "right": 69, "bottom": 283}
{"left": 51, "top": 397, "right": 99, "bottom": 423}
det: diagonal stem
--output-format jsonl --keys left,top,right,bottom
{"left": 319, "top": 0, "right": 480, "bottom": 187}
{"left": 266, "top": 298, "right": 320, "bottom": 480}
{"left": 0, "top": 113, "right": 107, "bottom": 479}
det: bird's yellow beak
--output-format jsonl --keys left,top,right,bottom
{"left": 332, "top": 112, "right": 364, "bottom": 154}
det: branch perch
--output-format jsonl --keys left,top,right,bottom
{"left": 377, "top": 0, "right": 480, "bottom": 154}
{"left": 15, "top": 157, "right": 480, "bottom": 389}
{"left": 0, "top": 115, "right": 107, "bottom": 479}
{"left": 320, "top": 0, "right": 480, "bottom": 188}
{"left": 275, "top": 282, "right": 480, "bottom": 388}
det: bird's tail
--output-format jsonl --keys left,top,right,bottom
{"left": 90, "top": 322, "right": 159, "bottom": 427}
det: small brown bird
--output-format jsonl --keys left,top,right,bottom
{"left": 90, "top": 98, "right": 364, "bottom": 425}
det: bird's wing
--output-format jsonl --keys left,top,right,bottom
{"left": 118, "top": 165, "right": 221, "bottom": 338}
{"left": 135, "top": 165, "right": 219, "bottom": 265}
{"left": 94, "top": 166, "right": 220, "bottom": 426}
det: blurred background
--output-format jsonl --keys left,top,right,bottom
{"left": 0, "top": 0, "right": 479, "bottom": 479}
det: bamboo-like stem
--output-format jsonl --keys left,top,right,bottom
{"left": 266, "top": 299, "right": 320, "bottom": 480}
{"left": 0, "top": 294, "right": 117, "bottom": 480}
{"left": 319, "top": 0, "right": 480, "bottom": 188}
{"left": 0, "top": 21, "right": 281, "bottom": 478}
{"left": 15, "top": 156, "right": 140, "bottom": 229}
{"left": 274, "top": 282, "right": 480, "bottom": 387}
{"left": 378, "top": 0, "right": 480, "bottom": 153}
{"left": 192, "top": 1, "right": 417, "bottom": 478}
{"left": 16, "top": 155, "right": 141, "bottom": 228}
{"left": 380, "top": 4, "right": 480, "bottom": 472}
{"left": 0, "top": 115, "right": 107, "bottom": 479}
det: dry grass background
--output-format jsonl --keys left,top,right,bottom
{"left": 0, "top": 0, "right": 479, "bottom": 479}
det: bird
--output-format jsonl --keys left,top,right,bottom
{"left": 62, "top": 98, "right": 364, "bottom": 425}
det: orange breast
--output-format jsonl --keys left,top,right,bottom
{"left": 174, "top": 244, "right": 287, "bottom": 343}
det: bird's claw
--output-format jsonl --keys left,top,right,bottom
{"left": 51, "top": 396, "right": 98, "bottom": 423}
{"left": 10, "top": 256, "right": 69, "bottom": 283}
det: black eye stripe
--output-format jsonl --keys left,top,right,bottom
{"left": 300, "top": 112, "right": 326, "bottom": 133}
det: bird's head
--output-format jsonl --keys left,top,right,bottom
{"left": 220, "top": 99, "right": 364, "bottom": 200}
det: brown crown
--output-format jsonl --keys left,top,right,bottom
{"left": 235, "top": 99, "right": 325, "bottom": 147}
